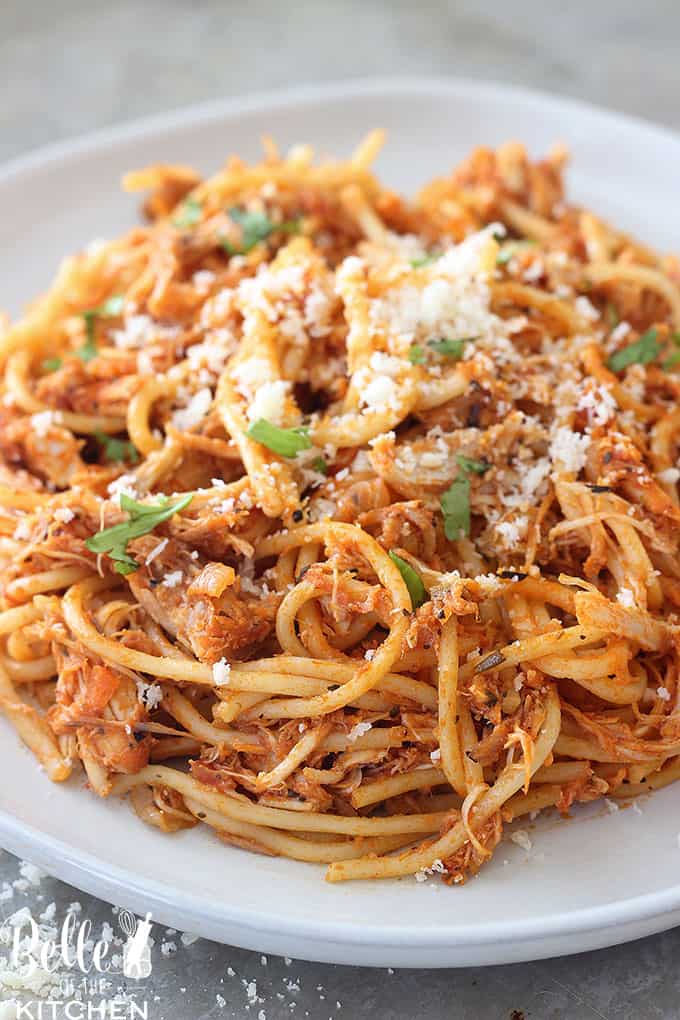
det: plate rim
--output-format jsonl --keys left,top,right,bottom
{"left": 1, "top": 799, "right": 680, "bottom": 952}
{"left": 2, "top": 73, "right": 680, "bottom": 186}
{"left": 2, "top": 73, "right": 680, "bottom": 960}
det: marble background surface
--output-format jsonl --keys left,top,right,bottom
{"left": 1, "top": 1, "right": 680, "bottom": 1017}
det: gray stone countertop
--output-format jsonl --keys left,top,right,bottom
{"left": 1, "top": 1, "right": 680, "bottom": 1017}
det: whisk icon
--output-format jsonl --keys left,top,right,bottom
{"left": 120, "top": 909, "right": 153, "bottom": 979}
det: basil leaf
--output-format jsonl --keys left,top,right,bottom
{"left": 86, "top": 492, "right": 193, "bottom": 574}
{"left": 95, "top": 430, "right": 139, "bottom": 464}
{"left": 496, "top": 240, "right": 537, "bottom": 266}
{"left": 278, "top": 219, "right": 301, "bottom": 235}
{"left": 173, "top": 197, "right": 202, "bottom": 228}
{"left": 606, "top": 303, "right": 619, "bottom": 330}
{"left": 42, "top": 357, "right": 62, "bottom": 373}
{"left": 110, "top": 552, "right": 141, "bottom": 576}
{"left": 223, "top": 208, "right": 299, "bottom": 255}
{"left": 410, "top": 253, "right": 439, "bottom": 268}
{"left": 97, "top": 296, "right": 125, "bottom": 317}
{"left": 456, "top": 454, "right": 490, "bottom": 475}
{"left": 441, "top": 475, "right": 470, "bottom": 540}
{"left": 118, "top": 493, "right": 193, "bottom": 519}
{"left": 663, "top": 349, "right": 680, "bottom": 370}
{"left": 408, "top": 338, "right": 477, "bottom": 364}
{"left": 312, "top": 456, "right": 328, "bottom": 475}
{"left": 78, "top": 314, "right": 100, "bottom": 362}
{"left": 428, "top": 336, "right": 477, "bottom": 359}
{"left": 78, "top": 295, "right": 124, "bottom": 362}
{"left": 607, "top": 328, "right": 661, "bottom": 372}
{"left": 440, "top": 455, "right": 488, "bottom": 539}
{"left": 663, "top": 332, "right": 680, "bottom": 368}
{"left": 388, "top": 552, "right": 428, "bottom": 610}
{"left": 246, "top": 419, "right": 312, "bottom": 457}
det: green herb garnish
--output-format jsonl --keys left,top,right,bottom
{"left": 663, "top": 350, "right": 680, "bottom": 369}
{"left": 607, "top": 328, "right": 661, "bottom": 373}
{"left": 440, "top": 475, "right": 471, "bottom": 540}
{"left": 440, "top": 454, "right": 489, "bottom": 540}
{"left": 42, "top": 357, "right": 62, "bottom": 373}
{"left": 388, "top": 552, "right": 428, "bottom": 610}
{"left": 606, "top": 303, "right": 619, "bottom": 330}
{"left": 456, "top": 454, "right": 490, "bottom": 475}
{"left": 246, "top": 419, "right": 312, "bottom": 458}
{"left": 93, "top": 295, "right": 124, "bottom": 317}
{"left": 410, "top": 253, "right": 439, "bottom": 268}
{"left": 408, "top": 337, "right": 477, "bottom": 364}
{"left": 78, "top": 321, "right": 99, "bottom": 362}
{"left": 86, "top": 492, "right": 193, "bottom": 575}
{"left": 95, "top": 430, "right": 139, "bottom": 464}
{"left": 429, "top": 336, "right": 477, "bottom": 359}
{"left": 496, "top": 240, "right": 537, "bottom": 266}
{"left": 312, "top": 456, "right": 328, "bottom": 475}
{"left": 173, "top": 197, "right": 202, "bottom": 228}
{"left": 79, "top": 295, "right": 125, "bottom": 362}
{"left": 662, "top": 333, "right": 680, "bottom": 370}
{"left": 223, "top": 208, "right": 299, "bottom": 255}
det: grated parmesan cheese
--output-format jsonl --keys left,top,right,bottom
{"left": 137, "top": 349, "right": 154, "bottom": 375}
{"left": 162, "top": 570, "right": 183, "bottom": 588}
{"left": 520, "top": 457, "right": 551, "bottom": 502}
{"left": 246, "top": 379, "right": 290, "bottom": 425}
{"left": 496, "top": 516, "right": 528, "bottom": 546}
{"left": 610, "top": 321, "right": 631, "bottom": 343}
{"left": 509, "top": 829, "right": 532, "bottom": 852}
{"left": 577, "top": 383, "right": 617, "bottom": 426}
{"left": 522, "top": 259, "right": 544, "bottom": 283}
{"left": 474, "top": 573, "right": 505, "bottom": 597}
{"left": 193, "top": 269, "right": 216, "bottom": 290}
{"left": 187, "top": 332, "right": 234, "bottom": 376}
{"left": 414, "top": 858, "right": 447, "bottom": 882}
{"left": 348, "top": 721, "right": 372, "bottom": 742}
{"left": 233, "top": 357, "right": 274, "bottom": 396}
{"left": 31, "top": 410, "right": 59, "bottom": 435}
{"left": 171, "top": 387, "right": 213, "bottom": 431}
{"left": 107, "top": 473, "right": 139, "bottom": 499}
{"left": 18, "top": 861, "right": 45, "bottom": 886}
{"left": 136, "top": 680, "right": 163, "bottom": 711}
{"left": 145, "top": 537, "right": 169, "bottom": 564}
{"left": 53, "top": 507, "right": 75, "bottom": 524}
{"left": 574, "top": 295, "right": 600, "bottom": 322}
{"left": 361, "top": 375, "right": 399, "bottom": 413}
{"left": 549, "top": 426, "right": 590, "bottom": 475}
{"left": 212, "top": 658, "right": 231, "bottom": 686}
{"left": 112, "top": 313, "right": 164, "bottom": 349}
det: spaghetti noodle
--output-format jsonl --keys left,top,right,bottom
{"left": 1, "top": 133, "right": 679, "bottom": 884}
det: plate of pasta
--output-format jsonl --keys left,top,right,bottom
{"left": 1, "top": 77, "right": 680, "bottom": 967}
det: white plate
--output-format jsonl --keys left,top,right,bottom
{"left": 1, "top": 77, "right": 680, "bottom": 968}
